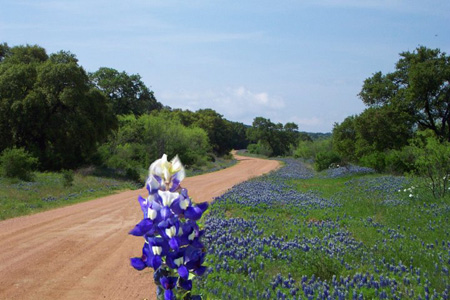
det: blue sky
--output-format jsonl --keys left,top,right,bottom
{"left": 1, "top": 0, "right": 449, "bottom": 132}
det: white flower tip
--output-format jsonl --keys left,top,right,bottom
{"left": 179, "top": 198, "right": 189, "bottom": 210}
{"left": 174, "top": 257, "right": 184, "bottom": 267}
{"left": 165, "top": 226, "right": 176, "bottom": 238}
{"left": 148, "top": 208, "right": 157, "bottom": 220}
{"left": 171, "top": 155, "right": 183, "bottom": 172}
{"left": 188, "top": 230, "right": 196, "bottom": 241}
{"left": 152, "top": 246, "right": 162, "bottom": 255}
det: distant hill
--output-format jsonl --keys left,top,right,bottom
{"left": 302, "top": 132, "right": 331, "bottom": 140}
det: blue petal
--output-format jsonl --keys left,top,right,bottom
{"left": 178, "top": 265, "right": 189, "bottom": 279}
{"left": 130, "top": 257, "right": 146, "bottom": 270}
{"left": 129, "top": 219, "right": 153, "bottom": 236}
{"left": 191, "top": 239, "right": 204, "bottom": 249}
{"left": 161, "top": 206, "right": 172, "bottom": 220}
{"left": 169, "top": 178, "right": 181, "bottom": 192}
{"left": 194, "top": 265, "right": 207, "bottom": 276}
{"left": 179, "top": 278, "right": 193, "bottom": 291}
{"left": 164, "top": 289, "right": 175, "bottom": 300}
{"left": 169, "top": 237, "right": 181, "bottom": 251}
{"left": 150, "top": 255, "right": 162, "bottom": 270}
{"left": 170, "top": 198, "right": 183, "bottom": 215}
{"left": 196, "top": 202, "right": 209, "bottom": 212}
{"left": 165, "top": 253, "right": 178, "bottom": 269}
{"left": 138, "top": 195, "right": 148, "bottom": 217}
{"left": 160, "top": 276, "right": 178, "bottom": 290}
{"left": 185, "top": 202, "right": 208, "bottom": 221}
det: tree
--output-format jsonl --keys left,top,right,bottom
{"left": 332, "top": 116, "right": 357, "bottom": 162}
{"left": 89, "top": 67, "right": 162, "bottom": 116}
{"left": 228, "top": 121, "right": 249, "bottom": 150}
{"left": 354, "top": 105, "right": 414, "bottom": 157}
{"left": 190, "top": 109, "right": 232, "bottom": 156}
{"left": 359, "top": 46, "right": 450, "bottom": 141}
{"left": 0, "top": 45, "right": 117, "bottom": 169}
{"left": 0, "top": 43, "right": 11, "bottom": 62}
{"left": 247, "top": 117, "right": 300, "bottom": 156}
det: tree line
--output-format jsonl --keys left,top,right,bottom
{"left": 294, "top": 46, "right": 449, "bottom": 197}
{"left": 0, "top": 43, "right": 306, "bottom": 178}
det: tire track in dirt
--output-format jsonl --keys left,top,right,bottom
{"left": 0, "top": 153, "right": 279, "bottom": 300}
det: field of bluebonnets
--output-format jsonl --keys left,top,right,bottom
{"left": 192, "top": 158, "right": 450, "bottom": 299}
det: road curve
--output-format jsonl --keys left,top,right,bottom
{"left": 0, "top": 153, "right": 280, "bottom": 300}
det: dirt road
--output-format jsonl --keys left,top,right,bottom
{"left": 0, "top": 154, "right": 279, "bottom": 300}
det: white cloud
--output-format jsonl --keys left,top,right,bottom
{"left": 160, "top": 86, "right": 285, "bottom": 124}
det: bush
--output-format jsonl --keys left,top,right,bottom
{"left": 294, "top": 138, "right": 333, "bottom": 161}
{"left": 61, "top": 170, "right": 74, "bottom": 187}
{"left": 99, "top": 114, "right": 211, "bottom": 172}
{"left": 408, "top": 130, "right": 450, "bottom": 198}
{"left": 0, "top": 147, "right": 38, "bottom": 181}
{"left": 314, "top": 151, "right": 341, "bottom": 171}
{"left": 126, "top": 167, "right": 141, "bottom": 183}
{"left": 247, "top": 141, "right": 273, "bottom": 157}
{"left": 359, "top": 152, "right": 386, "bottom": 172}
{"left": 293, "top": 141, "right": 314, "bottom": 159}
{"left": 384, "top": 148, "right": 414, "bottom": 174}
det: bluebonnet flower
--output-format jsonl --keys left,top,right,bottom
{"left": 130, "top": 154, "right": 208, "bottom": 299}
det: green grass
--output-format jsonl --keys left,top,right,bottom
{"left": 289, "top": 174, "right": 450, "bottom": 292}
{"left": 0, "top": 157, "right": 237, "bottom": 221}
{"left": 0, "top": 171, "right": 139, "bottom": 220}
{"left": 185, "top": 157, "right": 237, "bottom": 177}
{"left": 194, "top": 168, "right": 450, "bottom": 299}
{"left": 234, "top": 150, "right": 269, "bottom": 159}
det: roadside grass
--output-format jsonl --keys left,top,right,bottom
{"left": 0, "top": 157, "right": 237, "bottom": 221}
{"left": 0, "top": 171, "right": 139, "bottom": 220}
{"left": 234, "top": 150, "right": 269, "bottom": 159}
{"left": 193, "top": 161, "right": 450, "bottom": 299}
{"left": 185, "top": 157, "right": 237, "bottom": 177}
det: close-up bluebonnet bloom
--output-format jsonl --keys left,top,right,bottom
{"left": 129, "top": 154, "right": 208, "bottom": 300}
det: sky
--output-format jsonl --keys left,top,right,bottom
{"left": 1, "top": 0, "right": 449, "bottom": 132}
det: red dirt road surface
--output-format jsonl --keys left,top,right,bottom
{"left": 0, "top": 154, "right": 279, "bottom": 300}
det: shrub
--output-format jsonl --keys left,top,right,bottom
{"left": 294, "top": 138, "right": 333, "bottom": 161}
{"left": 384, "top": 148, "right": 414, "bottom": 175}
{"left": 0, "top": 147, "right": 38, "bottom": 181}
{"left": 247, "top": 141, "right": 273, "bottom": 157}
{"left": 314, "top": 150, "right": 341, "bottom": 171}
{"left": 359, "top": 152, "right": 386, "bottom": 172}
{"left": 61, "top": 169, "right": 74, "bottom": 187}
{"left": 125, "top": 167, "right": 141, "bottom": 183}
{"left": 408, "top": 130, "right": 450, "bottom": 198}
{"left": 293, "top": 140, "right": 314, "bottom": 159}
{"left": 99, "top": 114, "right": 211, "bottom": 172}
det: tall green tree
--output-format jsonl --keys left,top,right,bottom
{"left": 228, "top": 121, "right": 249, "bottom": 150}
{"left": 353, "top": 106, "right": 414, "bottom": 157}
{"left": 332, "top": 116, "right": 357, "bottom": 162}
{"left": 0, "top": 43, "right": 11, "bottom": 62}
{"left": 0, "top": 45, "right": 117, "bottom": 169}
{"left": 359, "top": 46, "right": 450, "bottom": 141}
{"left": 89, "top": 67, "right": 162, "bottom": 116}
{"left": 247, "top": 117, "right": 300, "bottom": 156}
{"left": 192, "top": 109, "right": 232, "bottom": 156}
{"left": 164, "top": 108, "right": 234, "bottom": 156}
{"left": 332, "top": 105, "right": 414, "bottom": 163}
